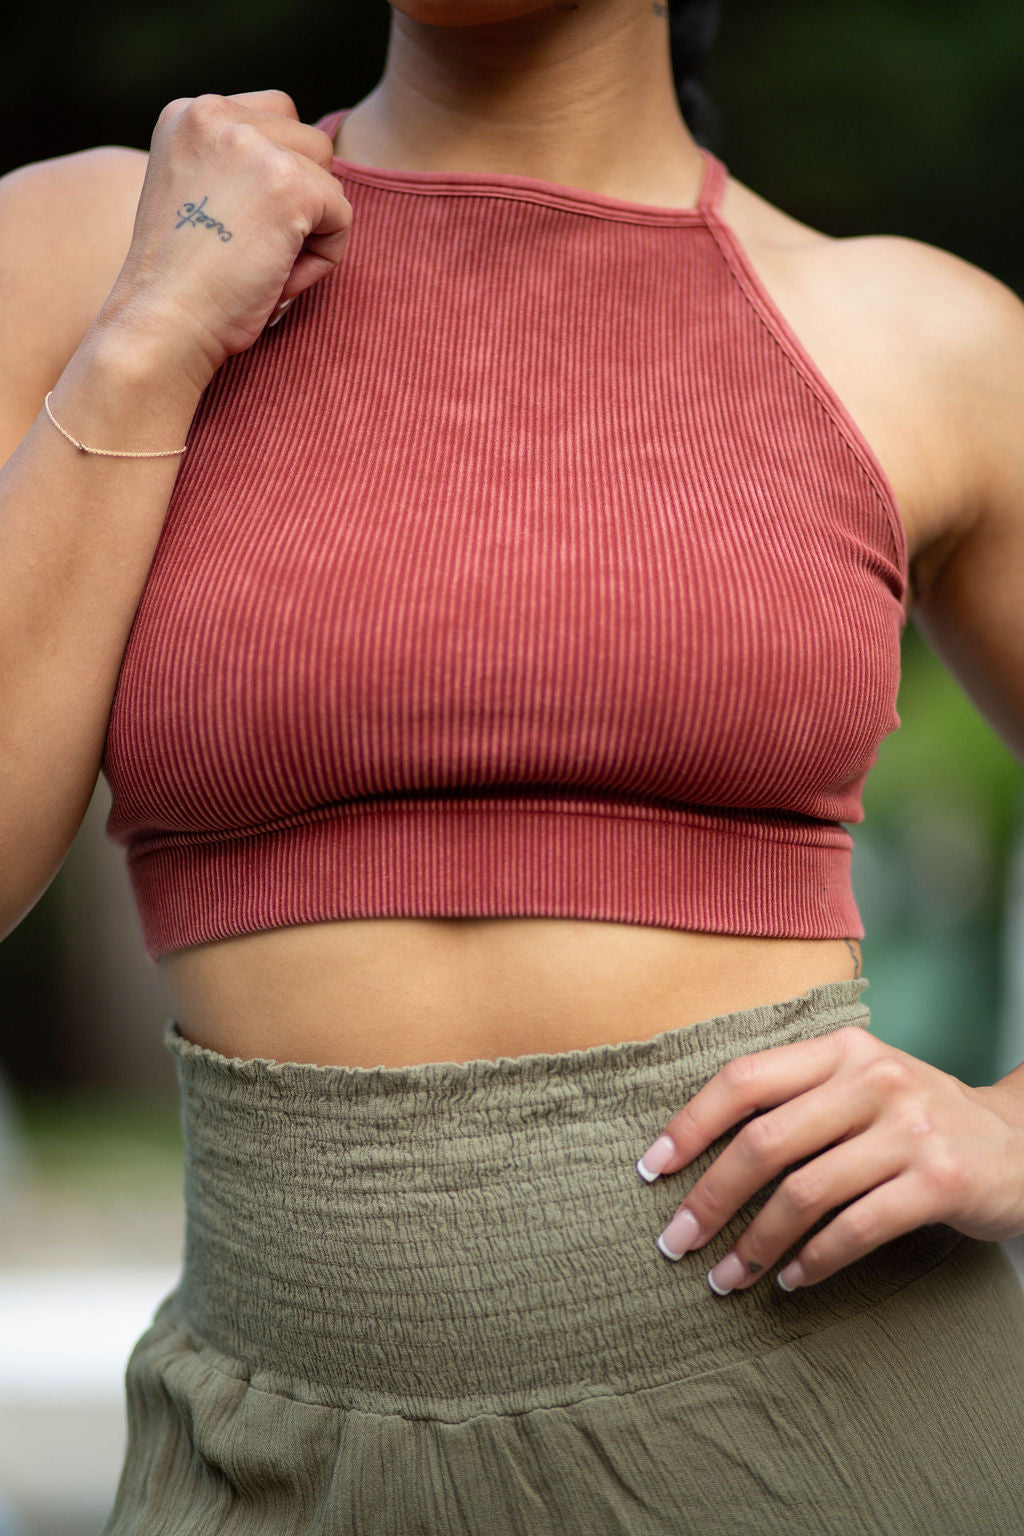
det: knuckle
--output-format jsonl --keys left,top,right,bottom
{"left": 738, "top": 1232, "right": 770, "bottom": 1269}
{"left": 838, "top": 1025, "right": 879, "bottom": 1066}
{"left": 896, "top": 1096, "right": 934, "bottom": 1136}
{"left": 782, "top": 1167, "right": 824, "bottom": 1216}
{"left": 261, "top": 146, "right": 302, "bottom": 193}
{"left": 263, "top": 88, "right": 298, "bottom": 114}
{"left": 670, "top": 1099, "right": 705, "bottom": 1143}
{"left": 721, "top": 1054, "right": 760, "bottom": 1094}
{"left": 220, "top": 119, "right": 264, "bottom": 158}
{"left": 694, "top": 1179, "right": 730, "bottom": 1225}
{"left": 863, "top": 1055, "right": 912, "bottom": 1095}
{"left": 920, "top": 1140, "right": 967, "bottom": 1198}
{"left": 835, "top": 1023, "right": 869, "bottom": 1050}
{"left": 796, "top": 1242, "right": 824, "bottom": 1279}
{"left": 836, "top": 1203, "right": 878, "bottom": 1249}
{"left": 740, "top": 1113, "right": 784, "bottom": 1162}
{"left": 186, "top": 93, "right": 230, "bottom": 128}
{"left": 311, "top": 128, "right": 338, "bottom": 167}
{"left": 156, "top": 96, "right": 191, "bottom": 128}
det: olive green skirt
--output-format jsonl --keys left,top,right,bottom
{"left": 103, "top": 977, "right": 1024, "bottom": 1534}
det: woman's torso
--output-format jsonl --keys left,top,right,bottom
{"left": 50, "top": 123, "right": 970, "bottom": 1069}
{"left": 159, "top": 919, "right": 864, "bottom": 1068}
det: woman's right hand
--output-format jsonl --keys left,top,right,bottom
{"left": 96, "top": 90, "right": 353, "bottom": 392}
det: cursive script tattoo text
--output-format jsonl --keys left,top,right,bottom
{"left": 176, "top": 196, "right": 233, "bottom": 242}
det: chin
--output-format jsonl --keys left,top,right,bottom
{"left": 389, "top": 0, "right": 559, "bottom": 24}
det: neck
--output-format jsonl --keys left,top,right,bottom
{"left": 337, "top": 1, "right": 703, "bottom": 207}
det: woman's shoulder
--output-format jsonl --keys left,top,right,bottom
{"left": 721, "top": 172, "right": 1023, "bottom": 364}
{"left": 717, "top": 173, "right": 1024, "bottom": 575}
{"left": 0, "top": 145, "right": 148, "bottom": 461}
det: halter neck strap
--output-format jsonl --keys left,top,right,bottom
{"left": 315, "top": 107, "right": 346, "bottom": 145}
{"left": 315, "top": 109, "right": 727, "bottom": 221}
{"left": 696, "top": 150, "right": 728, "bottom": 215}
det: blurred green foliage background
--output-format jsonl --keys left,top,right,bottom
{"left": 0, "top": 0, "right": 1022, "bottom": 1112}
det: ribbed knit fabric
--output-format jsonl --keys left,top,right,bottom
{"left": 102, "top": 109, "right": 908, "bottom": 961}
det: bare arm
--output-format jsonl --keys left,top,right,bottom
{"left": 907, "top": 253, "right": 1024, "bottom": 767}
{"left": 0, "top": 152, "right": 205, "bottom": 938}
{"left": 0, "top": 92, "right": 352, "bottom": 940}
{"left": 902, "top": 249, "right": 1024, "bottom": 1115}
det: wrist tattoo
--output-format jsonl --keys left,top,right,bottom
{"left": 176, "top": 195, "right": 233, "bottom": 242}
{"left": 844, "top": 938, "right": 862, "bottom": 978}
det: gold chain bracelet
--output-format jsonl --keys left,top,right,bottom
{"left": 43, "top": 392, "right": 189, "bottom": 459}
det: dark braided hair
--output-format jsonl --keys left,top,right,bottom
{"left": 668, "top": 0, "right": 721, "bottom": 147}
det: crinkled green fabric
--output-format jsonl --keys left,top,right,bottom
{"left": 103, "top": 978, "right": 1024, "bottom": 1534}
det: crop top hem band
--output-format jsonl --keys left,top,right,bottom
{"left": 128, "top": 797, "right": 863, "bottom": 961}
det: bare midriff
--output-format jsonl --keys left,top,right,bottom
{"left": 157, "top": 920, "right": 862, "bottom": 1069}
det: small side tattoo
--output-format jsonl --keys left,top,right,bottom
{"left": 746, "top": 1261, "right": 763, "bottom": 1275}
{"left": 176, "top": 195, "right": 233, "bottom": 242}
{"left": 843, "top": 938, "right": 862, "bottom": 978}
{"left": 652, "top": 2, "right": 668, "bottom": 14}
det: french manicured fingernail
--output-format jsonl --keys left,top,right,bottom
{"left": 656, "top": 1207, "right": 702, "bottom": 1260}
{"left": 707, "top": 1251, "right": 746, "bottom": 1295}
{"left": 636, "top": 1135, "right": 675, "bottom": 1183}
{"left": 777, "top": 1260, "right": 806, "bottom": 1291}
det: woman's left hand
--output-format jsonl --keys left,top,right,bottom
{"left": 636, "top": 1025, "right": 1024, "bottom": 1295}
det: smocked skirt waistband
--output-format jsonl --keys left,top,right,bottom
{"left": 103, "top": 976, "right": 1024, "bottom": 1536}
{"left": 162, "top": 976, "right": 963, "bottom": 1420}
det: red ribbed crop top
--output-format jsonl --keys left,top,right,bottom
{"left": 102, "top": 108, "right": 909, "bottom": 961}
